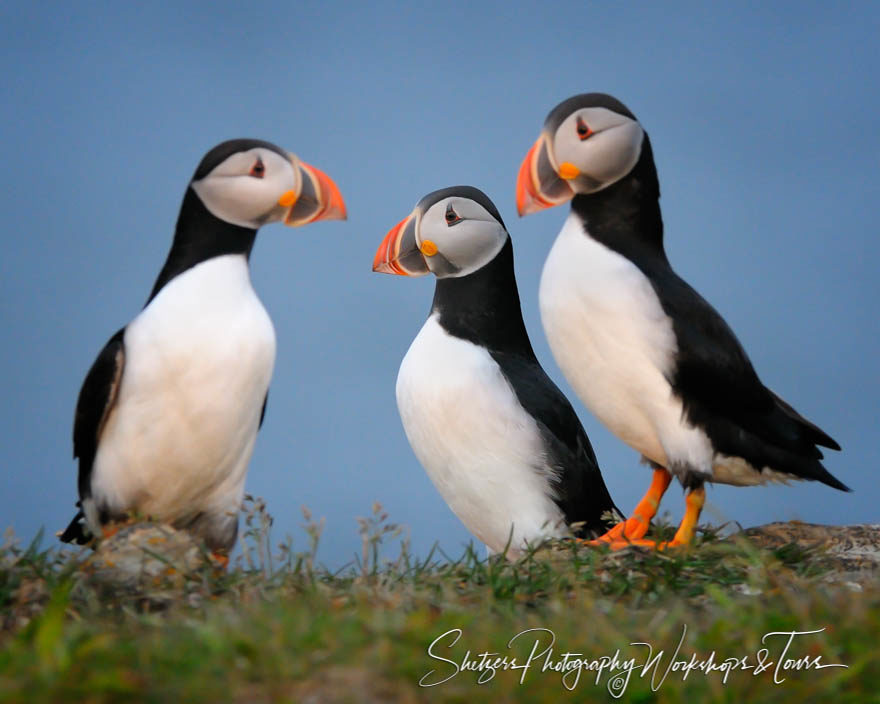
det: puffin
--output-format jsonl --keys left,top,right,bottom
{"left": 59, "top": 138, "right": 346, "bottom": 562}
{"left": 373, "top": 186, "right": 618, "bottom": 556}
{"left": 516, "top": 93, "right": 848, "bottom": 549}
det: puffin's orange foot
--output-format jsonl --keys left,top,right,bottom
{"left": 588, "top": 467, "right": 673, "bottom": 545}
{"left": 588, "top": 514, "right": 651, "bottom": 545}
{"left": 99, "top": 514, "right": 141, "bottom": 540}
{"left": 596, "top": 537, "right": 687, "bottom": 551}
{"left": 596, "top": 485, "right": 706, "bottom": 552}
{"left": 101, "top": 524, "right": 121, "bottom": 539}
{"left": 210, "top": 551, "right": 230, "bottom": 570}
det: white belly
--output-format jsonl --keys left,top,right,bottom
{"left": 395, "top": 315, "right": 566, "bottom": 554}
{"left": 90, "top": 254, "right": 276, "bottom": 527}
{"left": 539, "top": 214, "right": 714, "bottom": 476}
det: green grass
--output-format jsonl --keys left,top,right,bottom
{"left": 0, "top": 501, "right": 876, "bottom": 703}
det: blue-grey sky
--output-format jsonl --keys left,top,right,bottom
{"left": 1, "top": 2, "right": 877, "bottom": 568}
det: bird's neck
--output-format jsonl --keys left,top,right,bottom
{"left": 570, "top": 135, "right": 667, "bottom": 264}
{"left": 431, "top": 238, "right": 536, "bottom": 358}
{"left": 147, "top": 187, "right": 257, "bottom": 304}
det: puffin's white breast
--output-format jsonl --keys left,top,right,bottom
{"left": 539, "top": 213, "right": 713, "bottom": 476}
{"left": 90, "top": 254, "right": 276, "bottom": 526}
{"left": 395, "top": 315, "right": 566, "bottom": 554}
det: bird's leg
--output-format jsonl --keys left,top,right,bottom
{"left": 664, "top": 485, "right": 706, "bottom": 547}
{"left": 101, "top": 523, "right": 121, "bottom": 539}
{"left": 599, "top": 485, "right": 706, "bottom": 550}
{"left": 588, "top": 467, "right": 672, "bottom": 544}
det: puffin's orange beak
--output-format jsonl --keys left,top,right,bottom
{"left": 281, "top": 158, "right": 347, "bottom": 226}
{"left": 515, "top": 133, "right": 575, "bottom": 216}
{"left": 373, "top": 211, "right": 429, "bottom": 276}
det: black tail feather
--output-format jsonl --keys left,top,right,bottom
{"left": 806, "top": 463, "right": 852, "bottom": 492}
{"left": 58, "top": 509, "right": 92, "bottom": 545}
{"left": 769, "top": 390, "right": 841, "bottom": 451}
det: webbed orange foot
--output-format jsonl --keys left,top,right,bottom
{"left": 595, "top": 485, "right": 706, "bottom": 551}
{"left": 588, "top": 467, "right": 672, "bottom": 545}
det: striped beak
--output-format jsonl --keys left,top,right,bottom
{"left": 372, "top": 211, "right": 430, "bottom": 276}
{"left": 515, "top": 133, "right": 575, "bottom": 216}
{"left": 278, "top": 155, "right": 347, "bottom": 226}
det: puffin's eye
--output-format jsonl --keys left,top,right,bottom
{"left": 249, "top": 158, "right": 265, "bottom": 178}
{"left": 576, "top": 116, "right": 593, "bottom": 141}
{"left": 445, "top": 204, "right": 462, "bottom": 226}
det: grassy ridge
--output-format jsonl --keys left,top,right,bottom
{"left": 0, "top": 503, "right": 876, "bottom": 703}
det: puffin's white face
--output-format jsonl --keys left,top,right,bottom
{"left": 191, "top": 144, "right": 346, "bottom": 229}
{"left": 516, "top": 98, "right": 645, "bottom": 216}
{"left": 373, "top": 193, "right": 507, "bottom": 279}
{"left": 549, "top": 107, "right": 644, "bottom": 193}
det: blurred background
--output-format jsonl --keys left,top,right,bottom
{"left": 1, "top": 1, "right": 877, "bottom": 568}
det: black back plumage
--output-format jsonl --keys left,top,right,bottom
{"left": 60, "top": 328, "right": 126, "bottom": 543}
{"left": 570, "top": 123, "right": 847, "bottom": 491}
{"left": 432, "top": 235, "right": 619, "bottom": 535}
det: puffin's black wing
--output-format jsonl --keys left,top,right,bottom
{"left": 652, "top": 268, "right": 848, "bottom": 490}
{"left": 259, "top": 392, "right": 268, "bottom": 429}
{"left": 490, "top": 351, "right": 620, "bottom": 536}
{"left": 60, "top": 328, "right": 126, "bottom": 543}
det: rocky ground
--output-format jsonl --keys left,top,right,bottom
{"left": 743, "top": 521, "right": 879, "bottom": 586}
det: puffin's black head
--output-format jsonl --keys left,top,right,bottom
{"left": 189, "top": 138, "right": 346, "bottom": 229}
{"left": 372, "top": 186, "right": 508, "bottom": 278}
{"left": 516, "top": 93, "right": 648, "bottom": 215}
